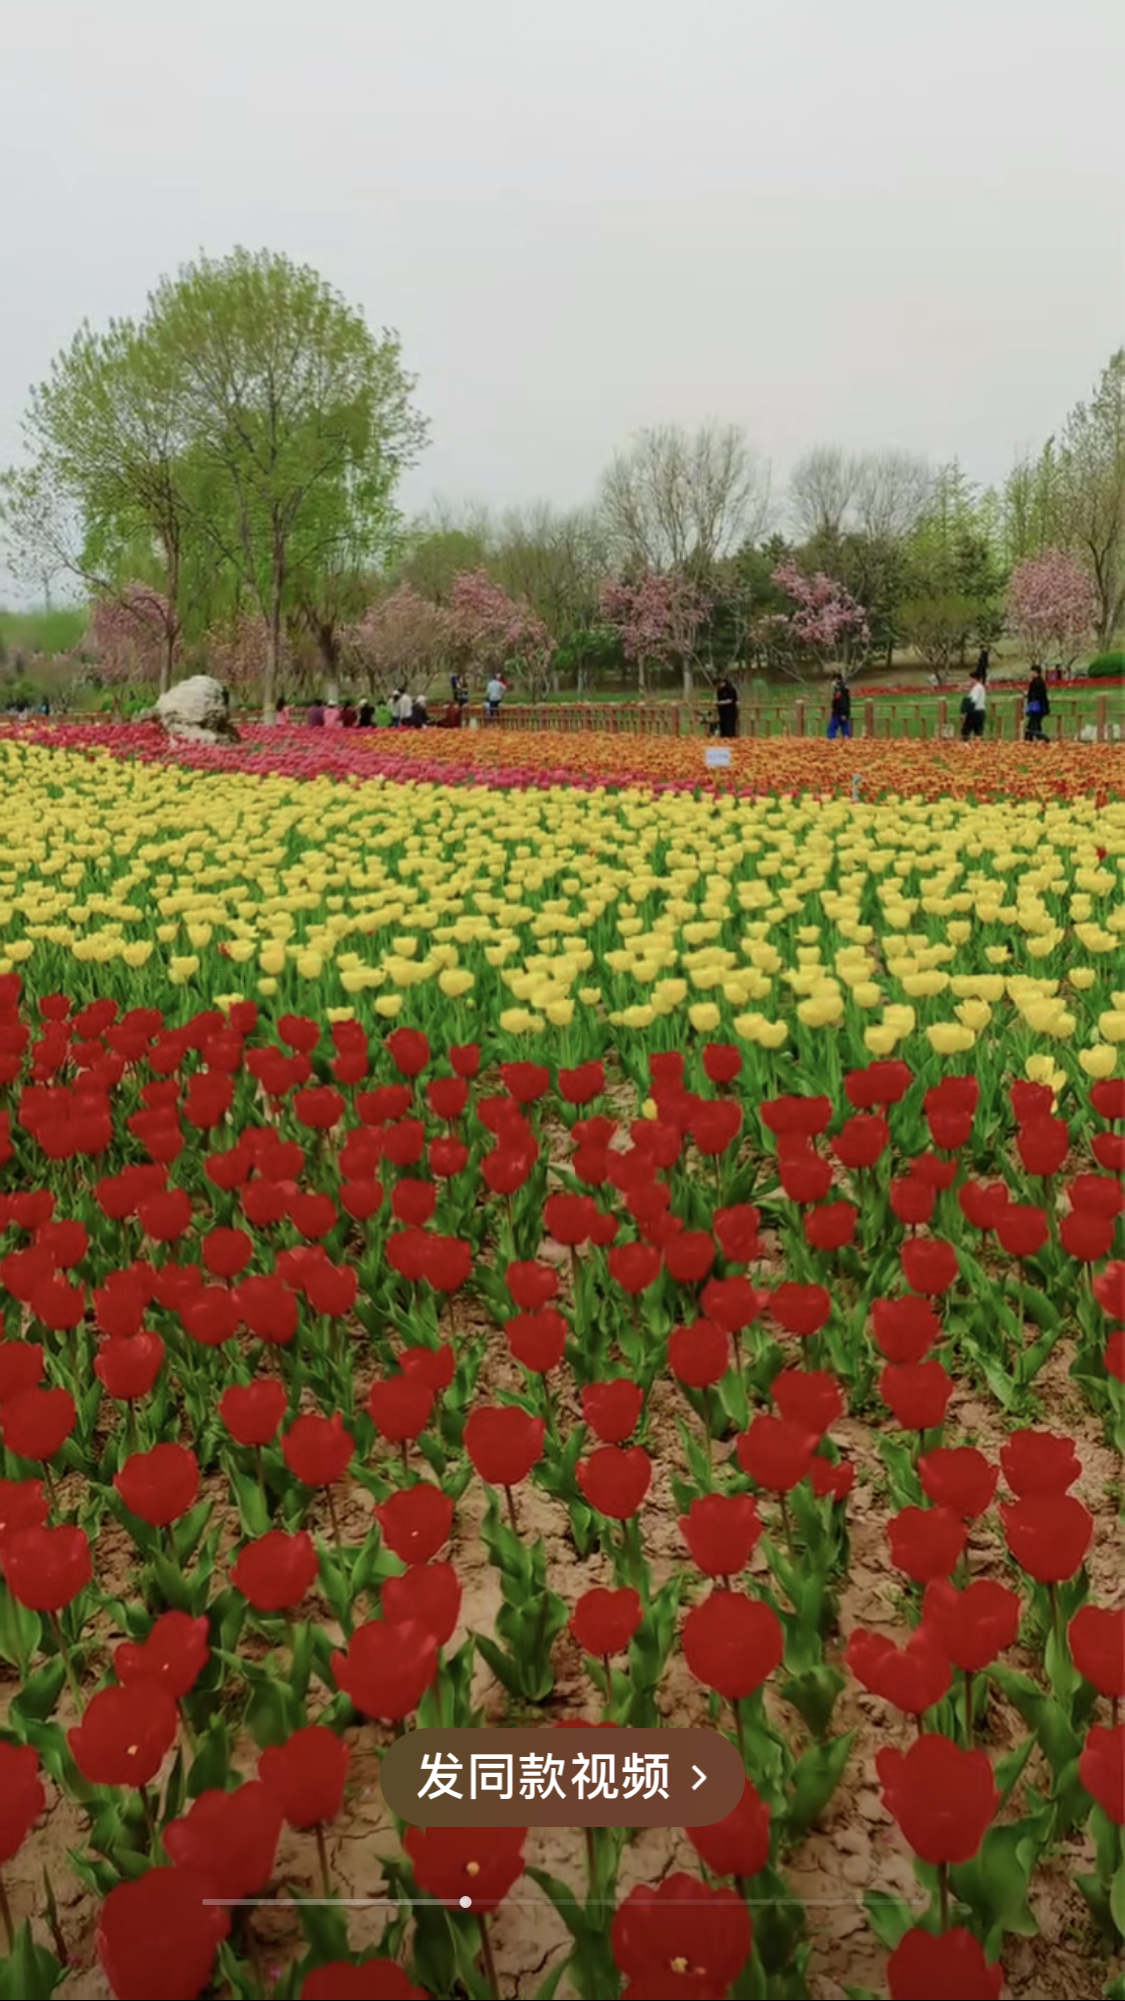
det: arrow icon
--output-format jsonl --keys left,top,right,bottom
{"left": 692, "top": 1766, "right": 706, "bottom": 1790}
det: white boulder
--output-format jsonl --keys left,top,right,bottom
{"left": 149, "top": 676, "right": 239, "bottom": 744}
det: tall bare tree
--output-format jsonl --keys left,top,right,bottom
{"left": 852, "top": 451, "right": 933, "bottom": 544}
{"left": 788, "top": 446, "right": 859, "bottom": 542}
{"left": 598, "top": 423, "right": 770, "bottom": 578}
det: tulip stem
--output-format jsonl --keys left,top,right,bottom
{"left": 938, "top": 1860, "right": 949, "bottom": 1932}
{"left": 255, "top": 1446, "right": 268, "bottom": 1512}
{"left": 140, "top": 1783, "right": 160, "bottom": 1857}
{"left": 601, "top": 1653, "right": 611, "bottom": 1706}
{"left": 49, "top": 1613, "right": 83, "bottom": 1711}
{"left": 504, "top": 1485, "right": 519, "bottom": 1534}
{"left": 478, "top": 1912, "right": 499, "bottom": 2000}
{"left": 315, "top": 1821, "right": 333, "bottom": 1898}
{"left": 732, "top": 1697, "right": 748, "bottom": 1772}
{"left": 584, "top": 1825, "right": 599, "bottom": 1901}
{"left": 0, "top": 1873, "right": 13, "bottom": 1951}
{"left": 325, "top": 1486, "right": 343, "bottom": 1551}
{"left": 963, "top": 1669, "right": 973, "bottom": 1747}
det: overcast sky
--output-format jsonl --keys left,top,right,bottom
{"left": 2, "top": 0, "right": 1123, "bottom": 588}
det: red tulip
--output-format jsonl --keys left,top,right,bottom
{"left": 690, "top": 1099, "right": 743, "bottom": 1156}
{"left": 845, "top": 1060, "right": 912, "bottom": 1110}
{"left": 464, "top": 1406, "right": 545, "bottom": 1487}
{"left": 115, "top": 1611, "right": 210, "bottom": 1699}
{"left": 668, "top": 1318, "right": 729, "bottom": 1389}
{"left": 0, "top": 1476, "right": 48, "bottom": 1553}
{"left": 845, "top": 1627, "right": 952, "bottom": 1716}
{"left": 201, "top": 1226, "right": 253, "bottom": 1279}
{"left": 581, "top": 1379, "right": 644, "bottom": 1443}
{"left": 0, "top": 1340, "right": 45, "bottom": 1403}
{"left": 736, "top": 1415, "right": 817, "bottom": 1493}
{"left": 571, "top": 1586, "right": 643, "bottom": 1658}
{"left": 778, "top": 1148, "right": 836, "bottom": 1204}
{"left": 383, "top": 1561, "right": 462, "bottom": 1647}
{"left": 890, "top": 1177, "right": 936, "bottom": 1229}
{"left": 901, "top": 1239, "right": 959, "bottom": 1295}
{"left": 880, "top": 1361, "right": 953, "bottom": 1433}
{"left": 0, "top": 1742, "right": 45, "bottom": 1863}
{"left": 544, "top": 1192, "right": 598, "bottom": 1247}
{"left": 877, "top": 1734, "right": 999, "bottom": 1864}
{"left": 1000, "top": 1429, "right": 1081, "bottom": 1495}
{"left": 507, "top": 1308, "right": 568, "bottom": 1375}
{"left": 1060, "top": 1209, "right": 1115, "bottom": 1264}
{"left": 995, "top": 1205, "right": 1049, "bottom": 1261}
{"left": 664, "top": 1231, "right": 716, "bottom": 1286}
{"left": 96, "top": 1868, "right": 230, "bottom": 2001}
{"left": 811, "top": 1455, "right": 855, "bottom": 1503}
{"left": 1078, "top": 1724, "right": 1125, "bottom": 1824}
{"left": 369, "top": 1375, "right": 435, "bottom": 1443}
{"left": 404, "top": 1823, "right": 526, "bottom": 1912}
{"left": 772, "top": 1368, "right": 843, "bottom": 1438}
{"left": 1010, "top": 1080, "right": 1054, "bottom": 1127}
{"left": 1017, "top": 1116, "right": 1070, "bottom": 1178}
{"left": 164, "top": 1782, "right": 282, "bottom": 1901}
{"left": 714, "top": 1205, "right": 762, "bottom": 1263}
{"left": 702, "top": 1043, "right": 742, "bottom": 1086}
{"left": 282, "top": 1412, "right": 354, "bottom": 1487}
{"left": 832, "top": 1112, "right": 890, "bottom": 1170}
{"left": 95, "top": 1331, "right": 165, "bottom": 1402}
{"left": 231, "top": 1529, "right": 318, "bottom": 1612}
{"left": 259, "top": 1725, "right": 350, "bottom": 1829}
{"left": 392, "top": 1179, "right": 437, "bottom": 1228}
{"left": 887, "top": 1506, "right": 967, "bottom": 1583}
{"left": 805, "top": 1201, "right": 858, "bottom": 1252}
{"left": 506, "top": 1260, "right": 560, "bottom": 1309}
{"left": 399, "top": 1344, "right": 455, "bottom": 1393}
{"left": 679, "top": 1493, "right": 762, "bottom": 1579}
{"left": 770, "top": 1282, "right": 831, "bottom": 1339}
{"left": 220, "top": 1378, "right": 287, "bottom": 1447}
{"left": 887, "top": 1927, "right": 1003, "bottom": 2001}
{"left": 138, "top": 1188, "right": 193, "bottom": 1242}
{"left": 293, "top": 1085, "right": 346, "bottom": 1131}
{"left": 611, "top": 1870, "right": 751, "bottom": 1993}
{"left": 332, "top": 1618, "right": 438, "bottom": 1720}
{"left": 375, "top": 1485, "right": 453, "bottom": 1564}
{"left": 683, "top": 1590, "right": 783, "bottom": 1700}
{"left": 1093, "top": 1261, "right": 1125, "bottom": 1323}
{"left": 608, "top": 1242, "right": 663, "bottom": 1296}
{"left": 0, "top": 1384, "right": 75, "bottom": 1462}
{"left": 922, "top": 1579, "right": 1021, "bottom": 1672}
{"left": 69, "top": 1682, "right": 178, "bottom": 1786}
{"left": 1069, "top": 1605, "right": 1125, "bottom": 1699}
{"left": 761, "top": 1094, "right": 832, "bottom": 1139}
{"left": 501, "top": 1061, "right": 550, "bottom": 1104}
{"left": 686, "top": 1774, "right": 770, "bottom": 1880}
{"left": 2, "top": 1522, "right": 91, "bottom": 1610}
{"left": 115, "top": 1443, "right": 200, "bottom": 1527}
{"left": 1001, "top": 1494, "right": 1093, "bottom": 1583}
{"left": 958, "top": 1181, "right": 1010, "bottom": 1234}
{"left": 428, "top": 1075, "right": 470, "bottom": 1121}
{"left": 577, "top": 1445, "right": 652, "bottom": 1520}
{"left": 871, "top": 1296, "right": 941, "bottom": 1363}
{"left": 386, "top": 1027, "right": 430, "bottom": 1078}
{"left": 918, "top": 1446, "right": 997, "bottom": 1520}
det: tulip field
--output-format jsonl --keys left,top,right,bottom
{"left": 0, "top": 724, "right": 1122, "bottom": 2001}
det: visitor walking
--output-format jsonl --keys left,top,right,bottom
{"left": 396, "top": 689, "right": 414, "bottom": 728}
{"left": 961, "top": 672, "right": 987, "bottom": 740}
{"left": 357, "top": 700, "right": 374, "bottom": 728}
{"left": 1024, "top": 669, "right": 1050, "bottom": 742}
{"left": 827, "top": 677, "right": 852, "bottom": 740}
{"left": 485, "top": 674, "right": 506, "bottom": 720}
{"left": 715, "top": 676, "right": 739, "bottom": 739}
{"left": 307, "top": 699, "right": 325, "bottom": 728}
{"left": 339, "top": 698, "right": 357, "bottom": 728}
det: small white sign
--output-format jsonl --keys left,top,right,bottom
{"left": 705, "top": 745, "right": 732, "bottom": 768}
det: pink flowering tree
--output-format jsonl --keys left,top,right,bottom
{"left": 1006, "top": 548, "right": 1098, "bottom": 668}
{"left": 341, "top": 585, "right": 455, "bottom": 700}
{"left": 761, "top": 562, "right": 869, "bottom": 680}
{"left": 447, "top": 569, "right": 551, "bottom": 698}
{"left": 202, "top": 613, "right": 291, "bottom": 702}
{"left": 598, "top": 569, "right": 711, "bottom": 696}
{"left": 88, "top": 583, "right": 178, "bottom": 698}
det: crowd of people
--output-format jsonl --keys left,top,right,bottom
{"left": 288, "top": 672, "right": 508, "bottom": 732}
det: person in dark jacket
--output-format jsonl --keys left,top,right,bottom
{"left": 1024, "top": 669, "right": 1050, "bottom": 742}
{"left": 715, "top": 677, "right": 739, "bottom": 739}
{"left": 827, "top": 677, "right": 852, "bottom": 740}
{"left": 357, "top": 700, "right": 374, "bottom": 727}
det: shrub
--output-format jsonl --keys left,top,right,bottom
{"left": 1085, "top": 651, "right": 1125, "bottom": 678}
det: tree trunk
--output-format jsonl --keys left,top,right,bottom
{"left": 263, "top": 571, "right": 282, "bottom": 723}
{"left": 160, "top": 624, "right": 174, "bottom": 697}
{"left": 681, "top": 656, "right": 693, "bottom": 699}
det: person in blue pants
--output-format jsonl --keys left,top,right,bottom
{"left": 827, "top": 676, "right": 852, "bottom": 739}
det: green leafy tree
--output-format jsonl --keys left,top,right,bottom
{"left": 148, "top": 247, "right": 427, "bottom": 718}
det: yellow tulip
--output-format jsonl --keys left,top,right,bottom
{"left": 688, "top": 1003, "right": 722, "bottom": 1033}
{"left": 1078, "top": 1043, "right": 1117, "bottom": 1078}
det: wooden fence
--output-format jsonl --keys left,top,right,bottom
{"left": 486, "top": 694, "right": 1121, "bottom": 744}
